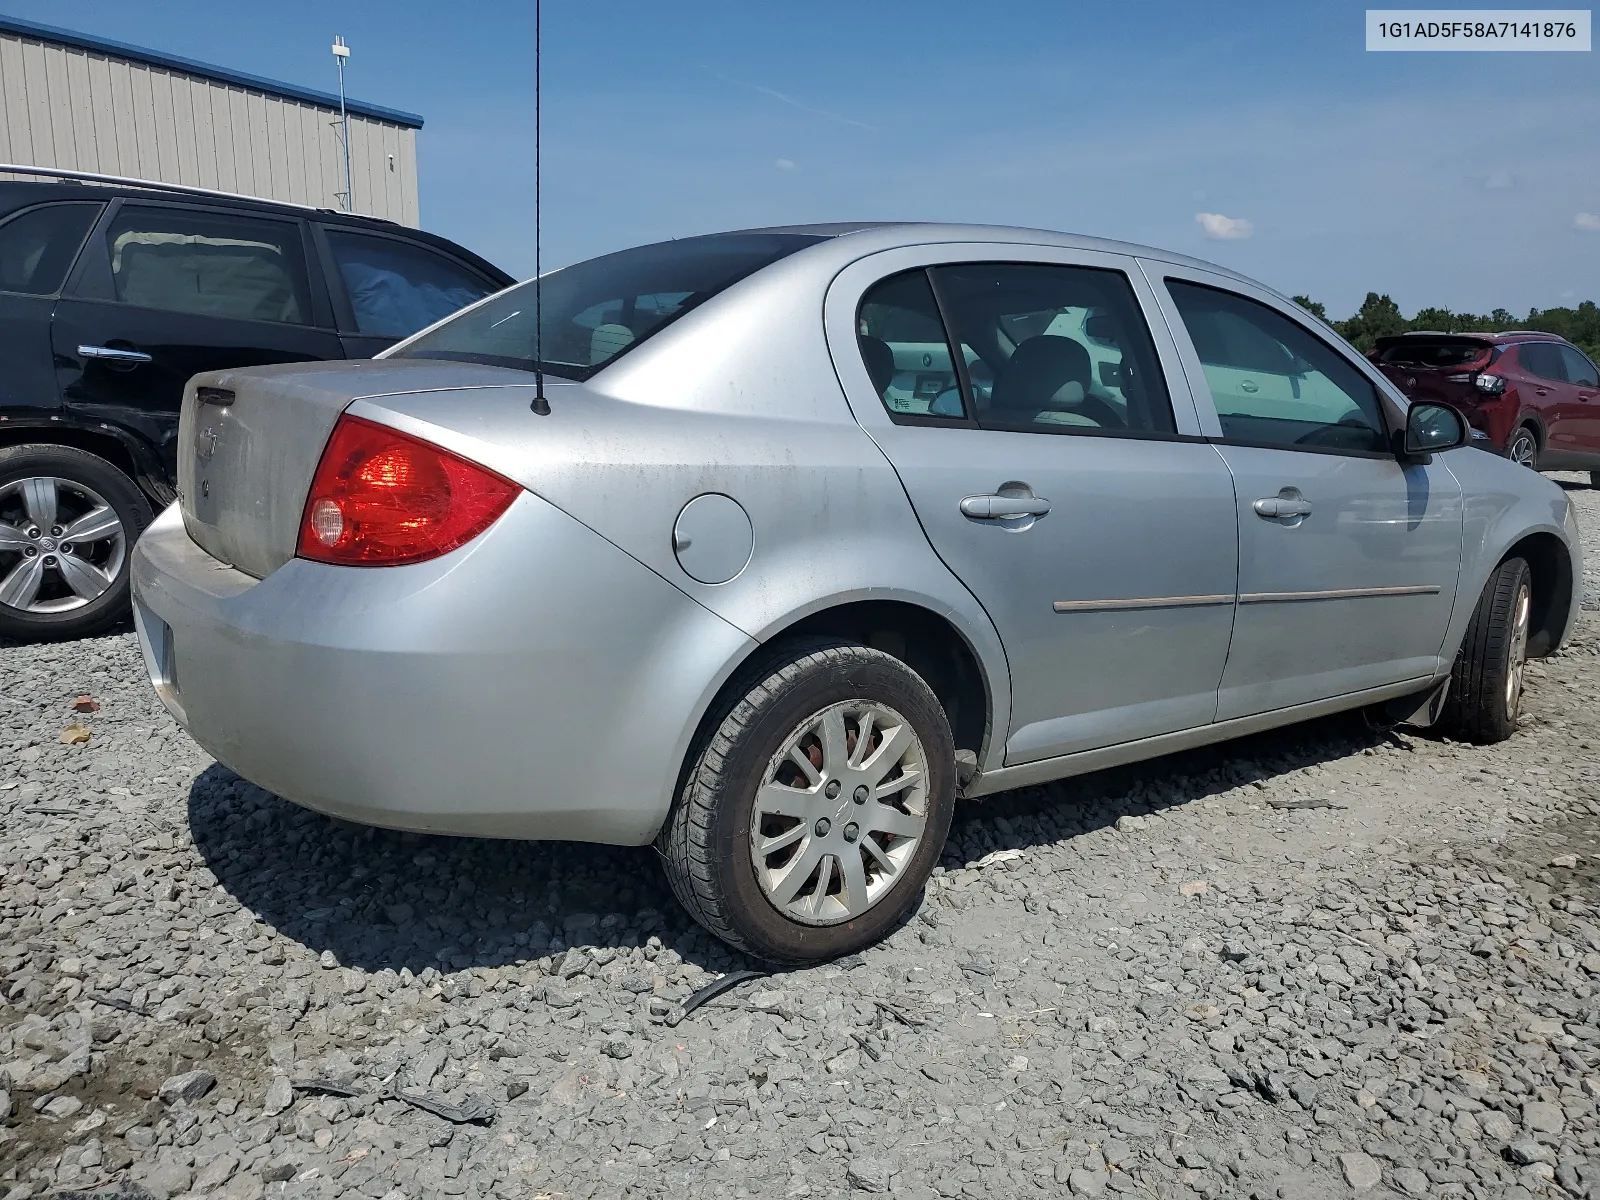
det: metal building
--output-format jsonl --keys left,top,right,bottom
{"left": 0, "top": 15, "right": 423, "bottom": 225}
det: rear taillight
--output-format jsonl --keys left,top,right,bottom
{"left": 1473, "top": 373, "right": 1507, "bottom": 395}
{"left": 296, "top": 415, "right": 520, "bottom": 566}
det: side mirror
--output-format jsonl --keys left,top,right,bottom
{"left": 1403, "top": 402, "right": 1468, "bottom": 456}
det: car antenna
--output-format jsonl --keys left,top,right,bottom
{"left": 530, "top": 0, "right": 550, "bottom": 416}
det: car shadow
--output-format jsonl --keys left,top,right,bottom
{"left": 186, "top": 711, "right": 1401, "bottom": 977}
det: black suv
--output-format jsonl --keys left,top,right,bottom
{"left": 0, "top": 172, "right": 514, "bottom": 639}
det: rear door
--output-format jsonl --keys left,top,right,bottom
{"left": 315, "top": 225, "right": 504, "bottom": 359}
{"left": 0, "top": 200, "right": 103, "bottom": 417}
{"left": 829, "top": 245, "right": 1240, "bottom": 766}
{"left": 1518, "top": 341, "right": 1584, "bottom": 464}
{"left": 1557, "top": 345, "right": 1600, "bottom": 456}
{"left": 51, "top": 200, "right": 345, "bottom": 478}
{"left": 1152, "top": 266, "right": 1462, "bottom": 719}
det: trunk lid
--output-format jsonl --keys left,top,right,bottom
{"left": 1370, "top": 335, "right": 1496, "bottom": 409}
{"left": 177, "top": 359, "right": 534, "bottom": 578}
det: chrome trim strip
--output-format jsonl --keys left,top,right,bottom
{"left": 1238, "top": 585, "right": 1441, "bottom": 604}
{"left": 1053, "top": 593, "right": 1236, "bottom": 614}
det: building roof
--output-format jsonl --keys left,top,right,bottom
{"left": 0, "top": 14, "right": 424, "bottom": 129}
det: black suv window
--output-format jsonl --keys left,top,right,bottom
{"left": 1559, "top": 345, "right": 1599, "bottom": 387}
{"left": 1519, "top": 342, "right": 1566, "bottom": 382}
{"left": 0, "top": 202, "right": 102, "bottom": 296}
{"left": 324, "top": 228, "right": 499, "bottom": 338}
{"left": 105, "top": 205, "right": 311, "bottom": 325}
{"left": 392, "top": 232, "right": 822, "bottom": 380}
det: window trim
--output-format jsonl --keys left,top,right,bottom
{"left": 1157, "top": 271, "right": 1401, "bottom": 460}
{"left": 0, "top": 200, "right": 106, "bottom": 299}
{"left": 93, "top": 198, "right": 323, "bottom": 329}
{"left": 860, "top": 260, "right": 1182, "bottom": 439}
{"left": 313, "top": 221, "right": 501, "bottom": 338}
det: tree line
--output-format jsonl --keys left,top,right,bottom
{"left": 1291, "top": 293, "right": 1600, "bottom": 363}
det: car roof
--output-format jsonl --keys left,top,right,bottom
{"left": 1380, "top": 329, "right": 1568, "bottom": 346}
{"left": 721, "top": 220, "right": 1263, "bottom": 287}
{"left": 0, "top": 178, "right": 515, "bottom": 287}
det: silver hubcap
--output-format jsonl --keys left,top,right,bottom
{"left": 1506, "top": 582, "right": 1531, "bottom": 716}
{"left": 1509, "top": 435, "right": 1537, "bottom": 468}
{"left": 750, "top": 699, "right": 930, "bottom": 926}
{"left": 0, "top": 477, "right": 124, "bottom": 614}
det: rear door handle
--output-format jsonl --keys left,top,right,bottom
{"left": 960, "top": 494, "right": 1051, "bottom": 519}
{"left": 79, "top": 344, "right": 153, "bottom": 364}
{"left": 1253, "top": 496, "right": 1314, "bottom": 519}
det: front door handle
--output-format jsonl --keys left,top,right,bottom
{"left": 79, "top": 344, "right": 153, "bottom": 364}
{"left": 1253, "top": 496, "right": 1314, "bottom": 519}
{"left": 960, "top": 494, "right": 1052, "bottom": 519}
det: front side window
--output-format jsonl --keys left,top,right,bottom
{"left": 1518, "top": 342, "right": 1566, "bottom": 382}
{"left": 856, "top": 270, "right": 966, "bottom": 419}
{"left": 1167, "top": 281, "right": 1388, "bottom": 453}
{"left": 932, "top": 263, "right": 1175, "bottom": 435}
{"left": 325, "top": 228, "right": 499, "bottom": 338}
{"left": 391, "top": 232, "right": 823, "bottom": 380}
{"left": 1559, "top": 345, "right": 1599, "bottom": 387}
{"left": 106, "top": 205, "right": 310, "bottom": 324}
{"left": 0, "top": 202, "right": 102, "bottom": 296}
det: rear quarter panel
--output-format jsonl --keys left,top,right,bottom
{"left": 357, "top": 254, "right": 1015, "bottom": 772}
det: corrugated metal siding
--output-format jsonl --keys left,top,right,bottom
{"left": 0, "top": 29, "right": 419, "bottom": 225}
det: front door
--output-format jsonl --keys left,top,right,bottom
{"left": 1557, "top": 344, "right": 1600, "bottom": 458}
{"left": 1155, "top": 268, "right": 1463, "bottom": 719}
{"left": 52, "top": 200, "right": 344, "bottom": 479}
{"left": 835, "top": 249, "right": 1240, "bottom": 766}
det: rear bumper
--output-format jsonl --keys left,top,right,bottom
{"left": 131, "top": 498, "right": 754, "bottom": 845}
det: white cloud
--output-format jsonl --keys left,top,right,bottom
{"left": 775, "top": 158, "right": 796, "bottom": 171}
{"left": 1484, "top": 169, "right": 1514, "bottom": 190}
{"left": 1576, "top": 213, "right": 1600, "bottom": 232}
{"left": 1195, "top": 211, "right": 1254, "bottom": 240}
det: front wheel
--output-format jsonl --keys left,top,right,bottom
{"left": 1438, "top": 557, "right": 1533, "bottom": 744}
{"left": 0, "top": 445, "right": 152, "bottom": 641}
{"left": 659, "top": 640, "right": 956, "bottom": 964}
{"left": 1505, "top": 426, "right": 1539, "bottom": 471}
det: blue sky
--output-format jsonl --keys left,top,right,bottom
{"left": 7, "top": 1, "right": 1597, "bottom": 316}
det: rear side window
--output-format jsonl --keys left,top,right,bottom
{"left": 391, "top": 232, "right": 823, "bottom": 380}
{"left": 857, "top": 270, "right": 967, "bottom": 419}
{"left": 325, "top": 229, "right": 499, "bottom": 338}
{"left": 1560, "top": 345, "right": 1599, "bottom": 387}
{"left": 0, "top": 202, "right": 101, "bottom": 296}
{"left": 1519, "top": 342, "right": 1567, "bottom": 381}
{"left": 932, "top": 262, "right": 1176, "bottom": 435}
{"left": 106, "top": 205, "right": 311, "bottom": 325}
{"left": 1167, "top": 280, "right": 1388, "bottom": 454}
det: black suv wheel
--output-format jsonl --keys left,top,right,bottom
{"left": 0, "top": 445, "right": 152, "bottom": 641}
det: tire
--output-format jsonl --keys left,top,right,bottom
{"left": 0, "top": 444, "right": 152, "bottom": 641}
{"left": 659, "top": 639, "right": 956, "bottom": 964}
{"left": 1438, "top": 557, "right": 1533, "bottom": 744}
{"left": 1591, "top": 470, "right": 1599, "bottom": 489}
{"left": 1505, "top": 426, "right": 1539, "bottom": 471}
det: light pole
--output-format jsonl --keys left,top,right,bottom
{"left": 332, "top": 36, "right": 353, "bottom": 212}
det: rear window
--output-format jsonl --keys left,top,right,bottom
{"left": 389, "top": 232, "right": 824, "bottom": 380}
{"left": 1375, "top": 338, "right": 1492, "bottom": 368}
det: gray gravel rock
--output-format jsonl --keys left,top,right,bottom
{"left": 1, "top": 477, "right": 1598, "bottom": 1199}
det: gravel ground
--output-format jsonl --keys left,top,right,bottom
{"left": 3, "top": 476, "right": 1599, "bottom": 1200}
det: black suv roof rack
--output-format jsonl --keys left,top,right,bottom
{"left": 0, "top": 162, "right": 362, "bottom": 219}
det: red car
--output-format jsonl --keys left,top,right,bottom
{"left": 1371, "top": 332, "right": 1600, "bottom": 481}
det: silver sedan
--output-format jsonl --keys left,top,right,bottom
{"left": 131, "top": 223, "right": 1583, "bottom": 963}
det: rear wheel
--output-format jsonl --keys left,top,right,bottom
{"left": 1590, "top": 470, "right": 1599, "bottom": 489}
{"left": 659, "top": 640, "right": 956, "bottom": 964}
{"left": 1438, "top": 556, "right": 1533, "bottom": 744}
{"left": 0, "top": 445, "right": 151, "bottom": 641}
{"left": 1505, "top": 426, "right": 1539, "bottom": 470}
